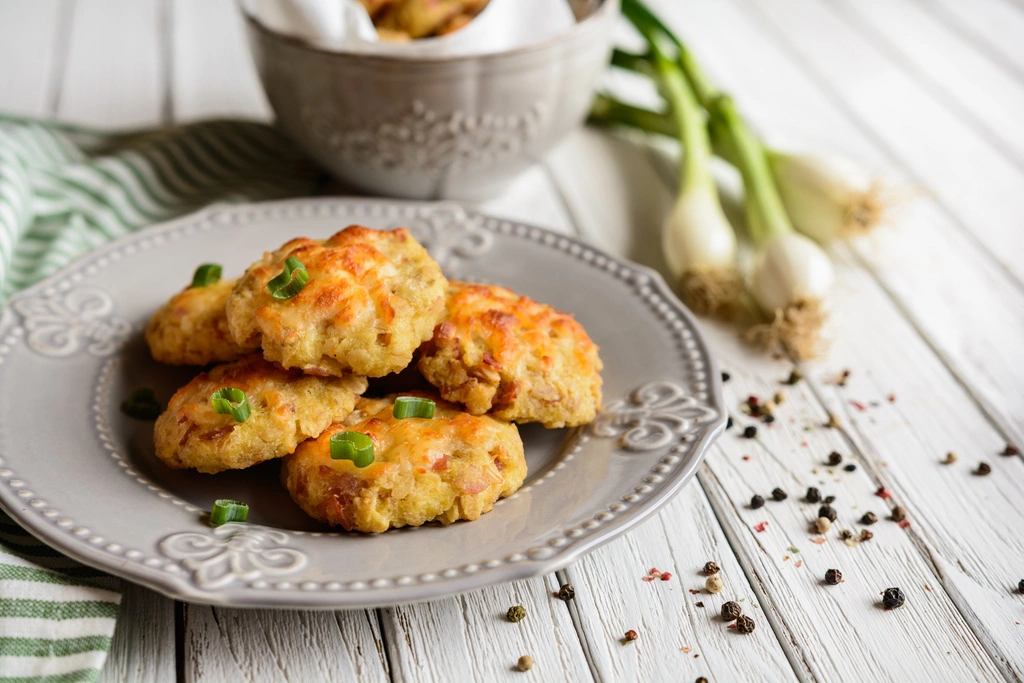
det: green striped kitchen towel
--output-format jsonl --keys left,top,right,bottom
{"left": 0, "top": 114, "right": 320, "bottom": 682}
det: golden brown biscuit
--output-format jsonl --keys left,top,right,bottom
{"left": 418, "top": 282, "right": 603, "bottom": 428}
{"left": 154, "top": 354, "right": 367, "bottom": 474}
{"left": 145, "top": 278, "right": 253, "bottom": 366}
{"left": 226, "top": 226, "right": 447, "bottom": 378}
{"left": 281, "top": 393, "right": 526, "bottom": 533}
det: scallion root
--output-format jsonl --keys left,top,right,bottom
{"left": 680, "top": 266, "right": 743, "bottom": 319}
{"left": 745, "top": 298, "right": 827, "bottom": 360}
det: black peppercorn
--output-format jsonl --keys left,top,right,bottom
{"left": 1019, "top": 579, "right": 1024, "bottom": 593}
{"left": 721, "top": 601, "right": 742, "bottom": 621}
{"left": 844, "top": 463, "right": 856, "bottom": 472}
{"left": 696, "top": 678, "right": 709, "bottom": 683}
{"left": 860, "top": 512, "right": 878, "bottom": 525}
{"left": 722, "top": 371, "right": 731, "bottom": 382}
{"left": 805, "top": 487, "right": 821, "bottom": 503}
{"left": 882, "top": 587, "right": 905, "bottom": 609}
{"left": 743, "top": 425, "right": 757, "bottom": 439}
{"left": 974, "top": 461, "right": 992, "bottom": 476}
{"left": 827, "top": 451, "right": 842, "bottom": 466}
{"left": 824, "top": 495, "right": 836, "bottom": 504}
{"left": 839, "top": 529, "right": 853, "bottom": 541}
{"left": 1001, "top": 444, "right": 1019, "bottom": 456}
{"left": 726, "top": 416, "right": 733, "bottom": 430}
{"left": 557, "top": 583, "right": 575, "bottom": 602}
{"left": 702, "top": 561, "right": 720, "bottom": 576}
{"left": 891, "top": 505, "right": 907, "bottom": 522}
{"left": 764, "top": 414, "right": 776, "bottom": 424}
{"left": 825, "top": 568, "right": 842, "bottom": 585}
{"left": 771, "top": 487, "right": 788, "bottom": 501}
{"left": 818, "top": 504, "right": 837, "bottom": 522}
{"left": 734, "top": 615, "right": 755, "bottom": 634}
{"left": 750, "top": 495, "right": 765, "bottom": 509}
{"left": 507, "top": 605, "right": 526, "bottom": 622}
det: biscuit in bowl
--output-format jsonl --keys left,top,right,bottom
{"left": 145, "top": 278, "right": 254, "bottom": 366}
{"left": 418, "top": 281, "right": 603, "bottom": 428}
{"left": 226, "top": 226, "right": 447, "bottom": 378}
{"left": 154, "top": 354, "right": 367, "bottom": 474}
{"left": 281, "top": 393, "right": 526, "bottom": 533}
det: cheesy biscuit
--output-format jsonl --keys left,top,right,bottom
{"left": 146, "top": 278, "right": 253, "bottom": 366}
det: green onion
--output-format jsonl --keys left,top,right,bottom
{"left": 392, "top": 396, "right": 436, "bottom": 419}
{"left": 267, "top": 257, "right": 309, "bottom": 300}
{"left": 190, "top": 263, "right": 222, "bottom": 288}
{"left": 210, "top": 387, "right": 251, "bottom": 423}
{"left": 329, "top": 431, "right": 374, "bottom": 467}
{"left": 120, "top": 387, "right": 162, "bottom": 420}
{"left": 209, "top": 499, "right": 249, "bottom": 526}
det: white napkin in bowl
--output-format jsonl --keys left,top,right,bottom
{"left": 241, "top": 0, "right": 578, "bottom": 56}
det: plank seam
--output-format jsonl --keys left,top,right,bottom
{"left": 554, "top": 568, "right": 603, "bottom": 683}
{"left": 368, "top": 609, "right": 396, "bottom": 683}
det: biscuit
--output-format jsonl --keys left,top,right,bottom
{"left": 145, "top": 278, "right": 253, "bottom": 365}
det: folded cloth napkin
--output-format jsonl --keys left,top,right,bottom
{"left": 0, "top": 114, "right": 319, "bottom": 681}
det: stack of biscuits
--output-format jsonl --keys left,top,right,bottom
{"left": 147, "top": 225, "right": 602, "bottom": 533}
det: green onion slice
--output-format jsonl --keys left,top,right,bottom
{"left": 330, "top": 431, "right": 375, "bottom": 467}
{"left": 393, "top": 396, "right": 436, "bottom": 419}
{"left": 191, "top": 263, "right": 222, "bottom": 288}
{"left": 121, "top": 387, "right": 163, "bottom": 420}
{"left": 209, "top": 499, "right": 249, "bottom": 526}
{"left": 267, "top": 257, "right": 309, "bottom": 300}
{"left": 210, "top": 387, "right": 251, "bottom": 423}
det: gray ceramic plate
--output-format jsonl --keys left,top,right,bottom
{"left": 0, "top": 199, "right": 725, "bottom": 609}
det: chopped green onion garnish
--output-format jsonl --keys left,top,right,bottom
{"left": 330, "top": 431, "right": 374, "bottom": 467}
{"left": 209, "top": 499, "right": 249, "bottom": 526}
{"left": 121, "top": 387, "right": 163, "bottom": 420}
{"left": 267, "top": 257, "right": 309, "bottom": 300}
{"left": 393, "top": 396, "right": 436, "bottom": 419}
{"left": 210, "top": 387, "right": 251, "bottom": 423}
{"left": 191, "top": 263, "right": 222, "bottom": 288}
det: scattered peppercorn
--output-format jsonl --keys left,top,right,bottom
{"left": 785, "top": 369, "right": 803, "bottom": 385}
{"left": 942, "top": 451, "right": 958, "bottom": 464}
{"left": 774, "top": 391, "right": 786, "bottom": 404}
{"left": 750, "top": 495, "right": 765, "bottom": 509}
{"left": 703, "top": 561, "right": 720, "bottom": 576}
{"left": 806, "top": 487, "right": 822, "bottom": 503}
{"left": 826, "top": 414, "right": 841, "bottom": 429}
{"left": 726, "top": 416, "right": 733, "bottom": 430}
{"left": 623, "top": 629, "right": 638, "bottom": 643}
{"left": 844, "top": 464, "right": 856, "bottom": 472}
{"left": 762, "top": 400, "right": 777, "bottom": 416}
{"left": 825, "top": 569, "right": 842, "bottom": 585}
{"left": 764, "top": 414, "right": 776, "bottom": 424}
{"left": 1018, "top": 579, "right": 1024, "bottom": 593}
{"left": 771, "top": 488, "right": 788, "bottom": 501}
{"left": 722, "top": 371, "right": 731, "bottom": 382}
{"left": 818, "top": 505, "right": 837, "bottom": 522}
{"left": 974, "top": 461, "right": 992, "bottom": 476}
{"left": 890, "top": 505, "right": 907, "bottom": 522}
{"left": 695, "top": 601, "right": 705, "bottom": 608}
{"left": 839, "top": 529, "right": 853, "bottom": 541}
{"left": 814, "top": 517, "right": 831, "bottom": 534}
{"left": 696, "top": 678, "right": 709, "bottom": 683}
{"left": 517, "top": 655, "right": 534, "bottom": 672}
{"left": 827, "top": 451, "right": 843, "bottom": 466}
{"left": 882, "top": 587, "right": 905, "bottom": 609}
{"left": 506, "top": 605, "right": 526, "bottom": 622}
{"left": 721, "top": 601, "right": 742, "bottom": 621}
{"left": 557, "top": 583, "right": 575, "bottom": 602}
{"left": 735, "top": 615, "right": 756, "bottom": 634}
{"left": 860, "top": 512, "right": 878, "bottom": 525}
{"left": 705, "top": 576, "right": 724, "bottom": 594}
{"left": 860, "top": 529, "right": 874, "bottom": 542}
{"left": 743, "top": 425, "right": 757, "bottom": 439}
{"left": 1001, "top": 444, "right": 1019, "bottom": 456}
{"left": 824, "top": 495, "right": 836, "bottom": 504}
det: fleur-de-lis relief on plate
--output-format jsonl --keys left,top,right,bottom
{"left": 405, "top": 205, "right": 494, "bottom": 272}
{"left": 301, "top": 100, "right": 547, "bottom": 175}
{"left": 159, "top": 525, "right": 308, "bottom": 590}
{"left": 11, "top": 286, "right": 131, "bottom": 358}
{"left": 590, "top": 381, "right": 720, "bottom": 451}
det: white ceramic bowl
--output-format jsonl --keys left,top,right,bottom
{"left": 241, "top": 1, "right": 619, "bottom": 199}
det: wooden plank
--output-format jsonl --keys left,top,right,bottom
{"left": 833, "top": 0, "right": 1024, "bottom": 167}
{"left": 560, "top": 485, "right": 798, "bottom": 681}
{"left": 185, "top": 605, "right": 390, "bottom": 682}
{"left": 0, "top": 0, "right": 66, "bottom": 117}
{"left": 170, "top": 0, "right": 272, "bottom": 121}
{"left": 545, "top": 127, "right": 1007, "bottom": 681}
{"left": 97, "top": 584, "right": 177, "bottom": 683}
{"left": 918, "top": 0, "right": 1024, "bottom": 82}
{"left": 58, "top": 0, "right": 166, "bottom": 127}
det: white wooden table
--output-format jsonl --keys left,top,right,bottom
{"left": 3, "top": 0, "right": 1024, "bottom": 680}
